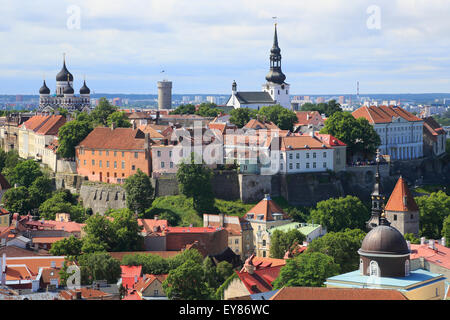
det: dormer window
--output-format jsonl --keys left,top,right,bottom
{"left": 257, "top": 214, "right": 264, "bottom": 220}
{"left": 247, "top": 214, "right": 254, "bottom": 220}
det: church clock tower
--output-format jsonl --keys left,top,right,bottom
{"left": 262, "top": 23, "right": 291, "bottom": 109}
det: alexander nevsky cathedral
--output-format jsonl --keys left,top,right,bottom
{"left": 38, "top": 56, "right": 92, "bottom": 113}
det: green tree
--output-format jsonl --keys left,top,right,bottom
{"left": 176, "top": 153, "right": 215, "bottom": 213}
{"left": 3, "top": 150, "right": 21, "bottom": 171}
{"left": 121, "top": 253, "right": 170, "bottom": 275}
{"left": 81, "top": 214, "right": 113, "bottom": 252}
{"left": 57, "top": 119, "right": 93, "bottom": 159}
{"left": 57, "top": 107, "right": 68, "bottom": 118}
{"left": 216, "top": 261, "right": 234, "bottom": 283}
{"left": 77, "top": 252, "right": 122, "bottom": 285}
{"left": 272, "top": 252, "right": 340, "bottom": 288}
{"left": 49, "top": 236, "right": 83, "bottom": 256}
{"left": 404, "top": 233, "right": 420, "bottom": 245}
{"left": 442, "top": 215, "right": 450, "bottom": 247}
{"left": 416, "top": 191, "right": 450, "bottom": 239}
{"left": 124, "top": 169, "right": 154, "bottom": 216}
{"left": 4, "top": 159, "right": 42, "bottom": 188}
{"left": 168, "top": 249, "right": 204, "bottom": 270}
{"left": 307, "top": 228, "right": 366, "bottom": 273}
{"left": 229, "top": 108, "right": 257, "bottom": 128}
{"left": 257, "top": 105, "right": 298, "bottom": 131}
{"left": 269, "top": 229, "right": 306, "bottom": 259}
{"left": 90, "top": 97, "right": 118, "bottom": 126}
{"left": 0, "top": 149, "right": 7, "bottom": 173}
{"left": 28, "top": 176, "right": 53, "bottom": 209}
{"left": 39, "top": 190, "right": 85, "bottom": 222}
{"left": 301, "top": 100, "right": 342, "bottom": 117}
{"left": 106, "top": 111, "right": 131, "bottom": 128}
{"left": 109, "top": 209, "right": 144, "bottom": 252}
{"left": 163, "top": 259, "right": 212, "bottom": 300}
{"left": 310, "top": 196, "right": 370, "bottom": 232}
{"left": 195, "top": 103, "right": 219, "bottom": 117}
{"left": 321, "top": 111, "right": 381, "bottom": 159}
{"left": 170, "top": 104, "right": 196, "bottom": 115}
{"left": 2, "top": 186, "right": 31, "bottom": 214}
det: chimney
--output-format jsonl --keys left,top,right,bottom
{"left": 110, "top": 122, "right": 116, "bottom": 130}
{"left": 132, "top": 121, "right": 137, "bottom": 130}
{"left": 144, "top": 133, "right": 150, "bottom": 150}
{"left": 406, "top": 240, "right": 411, "bottom": 251}
{"left": 154, "top": 215, "right": 159, "bottom": 221}
{"left": 143, "top": 274, "right": 146, "bottom": 281}
{"left": 403, "top": 196, "right": 407, "bottom": 206}
{"left": 306, "top": 114, "right": 310, "bottom": 120}
{"left": 219, "top": 213, "right": 224, "bottom": 228}
{"left": 420, "top": 237, "right": 426, "bottom": 245}
{"left": 428, "top": 239, "right": 435, "bottom": 250}
{"left": 441, "top": 237, "right": 446, "bottom": 247}
{"left": 264, "top": 194, "right": 271, "bottom": 201}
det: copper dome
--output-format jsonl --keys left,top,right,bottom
{"left": 359, "top": 225, "right": 410, "bottom": 256}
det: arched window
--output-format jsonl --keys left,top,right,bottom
{"left": 369, "top": 260, "right": 380, "bottom": 277}
{"left": 359, "top": 259, "right": 364, "bottom": 275}
{"left": 405, "top": 260, "right": 410, "bottom": 276}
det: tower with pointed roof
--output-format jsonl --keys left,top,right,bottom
{"left": 38, "top": 54, "right": 91, "bottom": 113}
{"left": 262, "top": 23, "right": 290, "bottom": 109}
{"left": 366, "top": 149, "right": 386, "bottom": 231}
{"left": 384, "top": 176, "right": 419, "bottom": 236}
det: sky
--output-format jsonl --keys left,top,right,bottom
{"left": 1, "top": 0, "right": 450, "bottom": 95}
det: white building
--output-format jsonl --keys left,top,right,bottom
{"left": 226, "top": 24, "right": 290, "bottom": 110}
{"left": 352, "top": 105, "right": 423, "bottom": 160}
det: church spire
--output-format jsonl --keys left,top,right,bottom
{"left": 366, "top": 149, "right": 385, "bottom": 230}
{"left": 265, "top": 23, "right": 286, "bottom": 85}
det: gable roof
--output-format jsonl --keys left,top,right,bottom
{"left": 121, "top": 265, "right": 142, "bottom": 279}
{"left": 280, "top": 135, "right": 329, "bottom": 151}
{"left": 135, "top": 274, "right": 168, "bottom": 293}
{"left": 423, "top": 116, "right": 446, "bottom": 141}
{"left": 244, "top": 195, "right": 290, "bottom": 222}
{"left": 137, "top": 219, "right": 168, "bottom": 234}
{"left": 138, "top": 124, "right": 165, "bottom": 140}
{"left": 35, "top": 115, "right": 66, "bottom": 136}
{"left": 77, "top": 127, "right": 147, "bottom": 150}
{"left": 314, "top": 133, "right": 347, "bottom": 147}
{"left": 295, "top": 111, "right": 324, "bottom": 126}
{"left": 270, "top": 287, "right": 408, "bottom": 300}
{"left": 237, "top": 257, "right": 285, "bottom": 295}
{"left": 234, "top": 92, "right": 274, "bottom": 105}
{"left": 384, "top": 176, "right": 419, "bottom": 212}
{"left": 352, "top": 106, "right": 422, "bottom": 124}
{"left": 244, "top": 119, "right": 280, "bottom": 131}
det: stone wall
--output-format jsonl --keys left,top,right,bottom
{"left": 211, "top": 171, "right": 240, "bottom": 201}
{"left": 79, "top": 182, "right": 127, "bottom": 215}
{"left": 238, "top": 174, "right": 272, "bottom": 203}
{"left": 54, "top": 173, "right": 85, "bottom": 195}
{"left": 152, "top": 176, "right": 179, "bottom": 197}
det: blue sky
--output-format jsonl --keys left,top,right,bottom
{"left": 1, "top": 0, "right": 450, "bottom": 95}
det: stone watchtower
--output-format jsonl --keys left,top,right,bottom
{"left": 157, "top": 80, "right": 172, "bottom": 110}
{"left": 383, "top": 176, "right": 420, "bottom": 236}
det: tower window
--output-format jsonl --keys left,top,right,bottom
{"left": 394, "top": 215, "right": 397, "bottom": 221}
{"left": 369, "top": 261, "right": 380, "bottom": 277}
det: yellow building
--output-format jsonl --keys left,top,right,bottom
{"left": 325, "top": 214, "right": 446, "bottom": 300}
{"left": 243, "top": 194, "right": 292, "bottom": 258}
{"left": 134, "top": 274, "right": 168, "bottom": 300}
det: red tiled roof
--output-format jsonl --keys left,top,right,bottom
{"left": 20, "top": 115, "right": 50, "bottom": 131}
{"left": 313, "top": 133, "right": 347, "bottom": 147}
{"left": 352, "top": 106, "right": 422, "bottom": 124}
{"left": 35, "top": 115, "right": 66, "bottom": 136}
{"left": 45, "top": 220, "right": 85, "bottom": 233}
{"left": 31, "top": 237, "right": 66, "bottom": 244}
{"left": 385, "top": 176, "right": 419, "bottom": 212}
{"left": 270, "top": 287, "right": 408, "bottom": 300}
{"left": 245, "top": 196, "right": 290, "bottom": 222}
{"left": 295, "top": 111, "right": 324, "bottom": 126}
{"left": 121, "top": 265, "right": 142, "bottom": 279}
{"left": 281, "top": 135, "right": 329, "bottom": 151}
{"left": 5, "top": 256, "right": 66, "bottom": 275}
{"left": 137, "top": 219, "right": 168, "bottom": 234}
{"left": 77, "top": 127, "right": 146, "bottom": 150}
{"left": 237, "top": 263, "right": 284, "bottom": 295}
{"left": 423, "top": 117, "right": 446, "bottom": 141}
{"left": 0, "top": 246, "right": 48, "bottom": 257}
{"left": 165, "top": 226, "right": 221, "bottom": 234}
{"left": 135, "top": 274, "right": 168, "bottom": 293}
{"left": 138, "top": 125, "right": 164, "bottom": 139}
{"left": 410, "top": 241, "right": 450, "bottom": 270}
{"left": 244, "top": 119, "right": 280, "bottom": 130}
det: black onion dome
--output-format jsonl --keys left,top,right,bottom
{"left": 359, "top": 224, "right": 410, "bottom": 256}
{"left": 63, "top": 83, "right": 74, "bottom": 95}
{"left": 56, "top": 60, "right": 74, "bottom": 82}
{"left": 265, "top": 70, "right": 286, "bottom": 84}
{"left": 39, "top": 80, "right": 50, "bottom": 94}
{"left": 265, "top": 24, "right": 286, "bottom": 85}
{"left": 80, "top": 80, "right": 90, "bottom": 94}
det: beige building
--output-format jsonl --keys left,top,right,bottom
{"left": 203, "top": 213, "right": 253, "bottom": 260}
{"left": 134, "top": 274, "right": 168, "bottom": 300}
{"left": 243, "top": 194, "right": 292, "bottom": 258}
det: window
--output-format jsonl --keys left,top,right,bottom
{"left": 92, "top": 150, "right": 95, "bottom": 155}
{"left": 157, "top": 151, "right": 161, "bottom": 157}
{"left": 106, "top": 151, "right": 109, "bottom": 156}
{"left": 370, "top": 261, "right": 380, "bottom": 277}
{"left": 289, "top": 153, "right": 293, "bottom": 160}
{"left": 170, "top": 162, "right": 173, "bottom": 168}
{"left": 313, "top": 162, "right": 316, "bottom": 168}
{"left": 289, "top": 163, "right": 293, "bottom": 170}
{"left": 114, "top": 161, "right": 117, "bottom": 169}
{"left": 323, "top": 162, "right": 326, "bottom": 168}
{"left": 411, "top": 214, "right": 414, "bottom": 220}
{"left": 99, "top": 151, "right": 102, "bottom": 156}
{"left": 359, "top": 259, "right": 364, "bottom": 275}
{"left": 121, "top": 161, "right": 125, "bottom": 169}
{"left": 83, "top": 160, "right": 86, "bottom": 165}
{"left": 280, "top": 153, "right": 283, "bottom": 159}
{"left": 262, "top": 240, "right": 266, "bottom": 247}
{"left": 296, "top": 153, "right": 300, "bottom": 159}
{"left": 169, "top": 151, "right": 172, "bottom": 157}
{"left": 323, "top": 152, "right": 327, "bottom": 158}
{"left": 122, "top": 152, "right": 125, "bottom": 157}
{"left": 132, "top": 165, "right": 136, "bottom": 170}
{"left": 280, "top": 163, "right": 283, "bottom": 170}
{"left": 114, "top": 151, "right": 117, "bottom": 157}
{"left": 306, "top": 163, "right": 310, "bottom": 168}
{"left": 313, "top": 152, "right": 316, "bottom": 158}
{"left": 99, "top": 160, "right": 102, "bottom": 168}
{"left": 106, "top": 161, "right": 109, "bottom": 168}
{"left": 296, "top": 163, "right": 300, "bottom": 169}
{"left": 263, "top": 251, "right": 266, "bottom": 257}
{"left": 154, "top": 290, "right": 159, "bottom": 296}
{"left": 161, "top": 162, "right": 165, "bottom": 168}
{"left": 235, "top": 239, "right": 239, "bottom": 245}
{"left": 394, "top": 214, "right": 397, "bottom": 221}
{"left": 92, "top": 160, "right": 95, "bottom": 166}
{"left": 306, "top": 153, "right": 310, "bottom": 159}
{"left": 134, "top": 152, "right": 138, "bottom": 158}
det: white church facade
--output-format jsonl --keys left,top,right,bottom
{"left": 226, "top": 24, "right": 291, "bottom": 110}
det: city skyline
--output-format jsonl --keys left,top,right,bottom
{"left": 1, "top": 0, "right": 450, "bottom": 95}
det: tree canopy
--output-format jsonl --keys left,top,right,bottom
{"left": 307, "top": 228, "right": 366, "bottom": 273}
{"left": 272, "top": 252, "right": 340, "bottom": 288}
{"left": 107, "top": 111, "right": 132, "bottom": 128}
{"left": 90, "top": 97, "right": 118, "bottom": 126}
{"left": 57, "top": 118, "right": 93, "bottom": 159}
{"left": 309, "top": 196, "right": 370, "bottom": 232}
{"left": 39, "top": 190, "right": 85, "bottom": 222}
{"left": 300, "top": 100, "right": 343, "bottom": 117}
{"left": 415, "top": 191, "right": 450, "bottom": 239}
{"left": 124, "top": 169, "right": 154, "bottom": 216}
{"left": 269, "top": 229, "right": 306, "bottom": 259}
{"left": 229, "top": 108, "right": 258, "bottom": 128}
{"left": 49, "top": 236, "right": 83, "bottom": 256}
{"left": 4, "top": 159, "right": 42, "bottom": 188}
{"left": 320, "top": 111, "right": 381, "bottom": 159}
{"left": 257, "top": 105, "right": 298, "bottom": 131}
{"left": 176, "top": 153, "right": 215, "bottom": 213}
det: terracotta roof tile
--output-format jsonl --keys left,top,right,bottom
{"left": 352, "top": 106, "right": 422, "bottom": 124}
{"left": 295, "top": 111, "right": 324, "bottom": 126}
{"left": 410, "top": 241, "right": 450, "bottom": 269}
{"left": 385, "top": 176, "right": 419, "bottom": 212}
{"left": 245, "top": 196, "right": 290, "bottom": 222}
{"left": 281, "top": 135, "right": 329, "bottom": 151}
{"left": 35, "top": 115, "right": 66, "bottom": 136}
{"left": 77, "top": 127, "right": 147, "bottom": 150}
